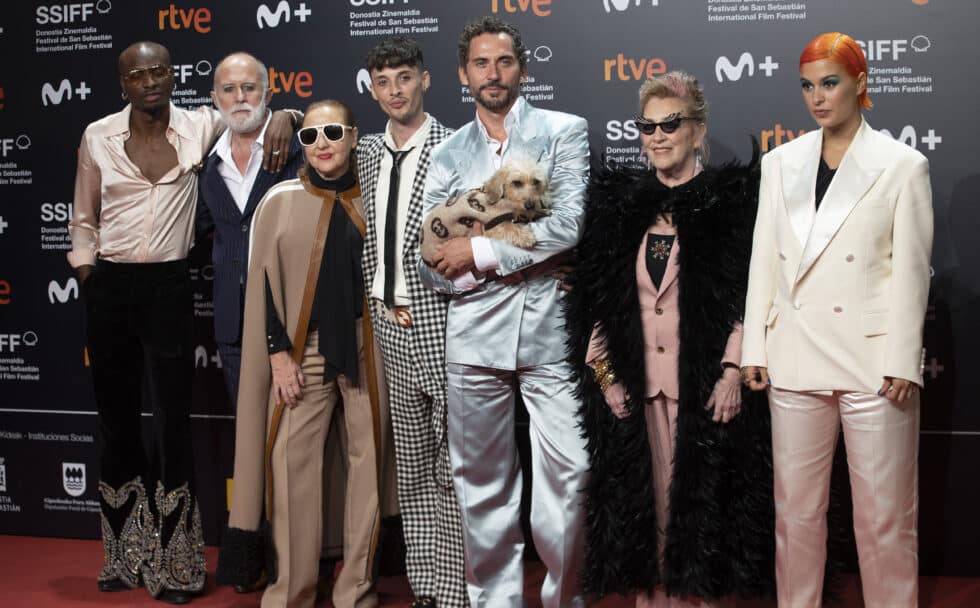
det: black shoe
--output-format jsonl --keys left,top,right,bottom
{"left": 410, "top": 597, "right": 436, "bottom": 608}
{"left": 233, "top": 571, "right": 267, "bottom": 594}
{"left": 97, "top": 578, "right": 131, "bottom": 592}
{"left": 158, "top": 589, "right": 193, "bottom": 604}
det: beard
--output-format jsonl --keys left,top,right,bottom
{"left": 220, "top": 98, "right": 268, "bottom": 134}
{"left": 474, "top": 79, "right": 520, "bottom": 111}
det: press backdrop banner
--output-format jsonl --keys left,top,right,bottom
{"left": 0, "top": 0, "right": 977, "bottom": 575}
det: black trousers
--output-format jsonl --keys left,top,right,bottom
{"left": 86, "top": 259, "right": 194, "bottom": 492}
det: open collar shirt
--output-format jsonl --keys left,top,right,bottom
{"left": 69, "top": 103, "right": 223, "bottom": 268}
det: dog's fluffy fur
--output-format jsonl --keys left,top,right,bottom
{"left": 420, "top": 160, "right": 550, "bottom": 265}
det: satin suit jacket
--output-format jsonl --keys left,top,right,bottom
{"left": 417, "top": 100, "right": 590, "bottom": 369}
{"left": 742, "top": 119, "right": 933, "bottom": 393}
{"left": 588, "top": 236, "right": 743, "bottom": 400}
{"left": 195, "top": 135, "right": 303, "bottom": 344}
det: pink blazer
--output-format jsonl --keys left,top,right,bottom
{"left": 587, "top": 229, "right": 743, "bottom": 400}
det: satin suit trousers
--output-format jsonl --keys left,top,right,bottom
{"left": 446, "top": 362, "right": 589, "bottom": 608}
{"left": 769, "top": 387, "right": 920, "bottom": 608}
{"left": 636, "top": 395, "right": 733, "bottom": 608}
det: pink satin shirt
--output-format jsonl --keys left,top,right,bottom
{"left": 68, "top": 103, "right": 223, "bottom": 268}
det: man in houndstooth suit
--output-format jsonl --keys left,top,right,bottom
{"left": 357, "top": 37, "right": 468, "bottom": 608}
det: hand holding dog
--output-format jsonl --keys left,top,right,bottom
{"left": 435, "top": 221, "right": 483, "bottom": 279}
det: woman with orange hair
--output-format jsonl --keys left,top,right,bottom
{"left": 742, "top": 32, "right": 933, "bottom": 607}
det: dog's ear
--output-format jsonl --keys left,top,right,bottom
{"left": 483, "top": 169, "right": 507, "bottom": 203}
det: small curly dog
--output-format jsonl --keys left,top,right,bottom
{"left": 420, "top": 159, "right": 550, "bottom": 266}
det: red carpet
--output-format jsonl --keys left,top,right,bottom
{"left": 2, "top": 535, "right": 978, "bottom": 607}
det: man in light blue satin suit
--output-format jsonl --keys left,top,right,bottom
{"left": 417, "top": 16, "right": 590, "bottom": 608}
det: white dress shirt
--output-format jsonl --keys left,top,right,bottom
{"left": 371, "top": 114, "right": 433, "bottom": 306}
{"left": 212, "top": 112, "right": 271, "bottom": 213}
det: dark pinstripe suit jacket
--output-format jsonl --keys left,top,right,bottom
{"left": 195, "top": 135, "right": 303, "bottom": 345}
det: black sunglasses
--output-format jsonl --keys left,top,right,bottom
{"left": 123, "top": 64, "right": 172, "bottom": 83}
{"left": 633, "top": 115, "right": 696, "bottom": 135}
{"left": 297, "top": 123, "right": 354, "bottom": 146}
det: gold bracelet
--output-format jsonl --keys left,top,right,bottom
{"left": 593, "top": 358, "right": 616, "bottom": 392}
{"left": 598, "top": 369, "right": 617, "bottom": 393}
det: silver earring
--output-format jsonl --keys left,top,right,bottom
{"left": 121, "top": 92, "right": 128, "bottom": 100}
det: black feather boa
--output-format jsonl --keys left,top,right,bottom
{"left": 564, "top": 145, "right": 777, "bottom": 600}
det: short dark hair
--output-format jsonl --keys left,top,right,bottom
{"left": 366, "top": 36, "right": 424, "bottom": 73}
{"left": 457, "top": 16, "right": 528, "bottom": 69}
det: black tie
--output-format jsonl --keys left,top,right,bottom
{"left": 383, "top": 145, "right": 414, "bottom": 306}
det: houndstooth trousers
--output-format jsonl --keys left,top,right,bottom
{"left": 371, "top": 302, "right": 469, "bottom": 608}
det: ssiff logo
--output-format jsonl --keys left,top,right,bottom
{"left": 256, "top": 1, "right": 311, "bottom": 29}
{"left": 173, "top": 60, "right": 212, "bottom": 85}
{"left": 63, "top": 462, "right": 86, "bottom": 497}
{"left": 491, "top": 0, "right": 552, "bottom": 16}
{"left": 603, "top": 0, "right": 659, "bottom": 11}
{"left": 715, "top": 53, "right": 779, "bottom": 82}
{"left": 41, "top": 80, "right": 91, "bottom": 106}
{"left": 1, "top": 135, "right": 31, "bottom": 157}
{"left": 0, "top": 331, "right": 39, "bottom": 353}
{"left": 36, "top": 1, "right": 112, "bottom": 24}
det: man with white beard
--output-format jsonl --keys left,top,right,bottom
{"left": 196, "top": 52, "right": 304, "bottom": 413}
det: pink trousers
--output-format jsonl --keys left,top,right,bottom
{"left": 769, "top": 387, "right": 920, "bottom": 608}
{"left": 636, "top": 395, "right": 733, "bottom": 608}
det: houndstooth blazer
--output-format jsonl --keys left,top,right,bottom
{"left": 358, "top": 117, "right": 454, "bottom": 405}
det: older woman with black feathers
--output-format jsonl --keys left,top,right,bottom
{"left": 565, "top": 71, "right": 774, "bottom": 607}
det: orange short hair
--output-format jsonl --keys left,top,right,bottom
{"left": 799, "top": 32, "right": 872, "bottom": 109}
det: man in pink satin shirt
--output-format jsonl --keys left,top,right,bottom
{"left": 68, "top": 41, "right": 295, "bottom": 605}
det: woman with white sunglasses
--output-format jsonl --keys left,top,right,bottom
{"left": 234, "top": 99, "right": 388, "bottom": 608}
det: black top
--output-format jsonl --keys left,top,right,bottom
{"left": 815, "top": 157, "right": 836, "bottom": 210}
{"left": 265, "top": 169, "right": 363, "bottom": 383}
{"left": 645, "top": 233, "right": 675, "bottom": 291}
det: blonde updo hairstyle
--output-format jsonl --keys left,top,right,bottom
{"left": 637, "top": 70, "right": 709, "bottom": 164}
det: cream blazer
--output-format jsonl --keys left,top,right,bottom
{"left": 741, "top": 119, "right": 933, "bottom": 392}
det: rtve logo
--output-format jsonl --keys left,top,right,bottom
{"left": 880, "top": 125, "right": 942, "bottom": 151}
{"left": 36, "top": 1, "right": 112, "bottom": 24}
{"left": 173, "top": 60, "right": 213, "bottom": 84}
{"left": 0, "top": 135, "right": 31, "bottom": 157}
{"left": 0, "top": 86, "right": 6, "bottom": 110}
{"left": 603, "top": 0, "right": 659, "bottom": 12}
{"left": 759, "top": 124, "right": 806, "bottom": 152}
{"left": 856, "top": 36, "right": 930, "bottom": 62}
{"left": 0, "top": 279, "right": 11, "bottom": 305}
{"left": 715, "top": 53, "right": 779, "bottom": 83}
{"left": 490, "top": 0, "right": 552, "bottom": 17}
{"left": 41, "top": 79, "right": 91, "bottom": 106}
{"left": 256, "top": 1, "right": 311, "bottom": 29}
{"left": 268, "top": 67, "right": 313, "bottom": 97}
{"left": 0, "top": 331, "right": 39, "bottom": 353}
{"left": 604, "top": 53, "right": 666, "bottom": 81}
{"left": 48, "top": 278, "right": 79, "bottom": 304}
{"left": 158, "top": 4, "right": 211, "bottom": 33}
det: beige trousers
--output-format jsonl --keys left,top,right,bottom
{"left": 769, "top": 387, "right": 920, "bottom": 608}
{"left": 638, "top": 395, "right": 733, "bottom": 608}
{"left": 262, "top": 329, "right": 380, "bottom": 608}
